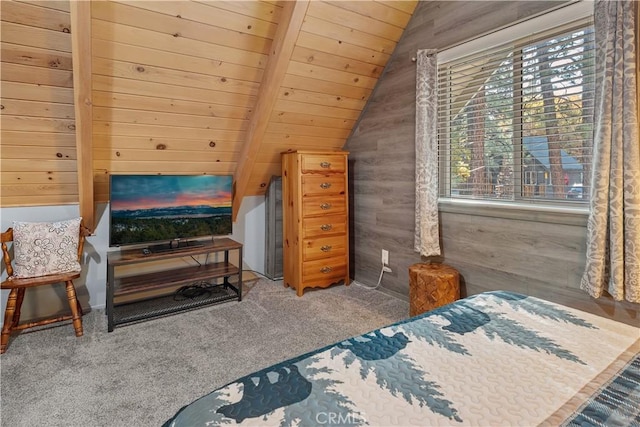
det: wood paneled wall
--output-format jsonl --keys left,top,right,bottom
{"left": 89, "top": 0, "right": 271, "bottom": 201}
{"left": 1, "top": 0, "right": 78, "bottom": 206}
{"left": 1, "top": 1, "right": 418, "bottom": 211}
{"left": 344, "top": 1, "right": 639, "bottom": 325}
{"left": 89, "top": 1, "right": 417, "bottom": 203}
{"left": 241, "top": 0, "right": 417, "bottom": 196}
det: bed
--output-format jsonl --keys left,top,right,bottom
{"left": 163, "top": 291, "right": 639, "bottom": 426}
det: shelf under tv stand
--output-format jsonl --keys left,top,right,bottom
{"left": 106, "top": 238, "right": 243, "bottom": 332}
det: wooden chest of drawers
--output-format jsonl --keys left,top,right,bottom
{"left": 282, "top": 150, "right": 350, "bottom": 296}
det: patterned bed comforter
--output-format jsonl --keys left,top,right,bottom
{"left": 164, "top": 291, "right": 639, "bottom": 426}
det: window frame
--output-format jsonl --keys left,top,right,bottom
{"left": 436, "top": 1, "right": 594, "bottom": 216}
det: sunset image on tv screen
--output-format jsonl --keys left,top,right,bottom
{"left": 109, "top": 175, "right": 233, "bottom": 247}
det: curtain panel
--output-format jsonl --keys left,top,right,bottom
{"left": 414, "top": 49, "right": 441, "bottom": 257}
{"left": 581, "top": 0, "right": 639, "bottom": 303}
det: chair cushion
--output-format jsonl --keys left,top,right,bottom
{"left": 12, "top": 217, "right": 82, "bottom": 278}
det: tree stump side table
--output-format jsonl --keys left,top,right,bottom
{"left": 409, "top": 263, "right": 460, "bottom": 316}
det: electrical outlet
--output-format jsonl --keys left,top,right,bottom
{"left": 381, "top": 249, "right": 389, "bottom": 265}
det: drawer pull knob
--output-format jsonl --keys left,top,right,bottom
{"left": 320, "top": 182, "right": 332, "bottom": 189}
{"left": 320, "top": 224, "right": 333, "bottom": 231}
{"left": 320, "top": 245, "right": 332, "bottom": 252}
{"left": 320, "top": 161, "right": 331, "bottom": 168}
{"left": 320, "top": 203, "right": 332, "bottom": 210}
{"left": 320, "top": 266, "right": 333, "bottom": 273}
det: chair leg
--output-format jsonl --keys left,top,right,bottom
{"left": 11, "top": 288, "right": 26, "bottom": 328}
{"left": 1, "top": 288, "right": 20, "bottom": 354}
{"left": 65, "top": 281, "right": 83, "bottom": 337}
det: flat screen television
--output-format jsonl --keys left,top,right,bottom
{"left": 109, "top": 174, "right": 233, "bottom": 251}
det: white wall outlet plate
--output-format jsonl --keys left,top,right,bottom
{"left": 382, "top": 249, "right": 389, "bottom": 265}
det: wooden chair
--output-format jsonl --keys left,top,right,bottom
{"left": 0, "top": 221, "right": 90, "bottom": 354}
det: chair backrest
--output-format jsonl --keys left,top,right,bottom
{"left": 1, "top": 228, "right": 15, "bottom": 278}
{"left": 1, "top": 220, "right": 90, "bottom": 278}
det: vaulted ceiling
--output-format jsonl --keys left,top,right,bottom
{"left": 1, "top": 0, "right": 418, "bottom": 224}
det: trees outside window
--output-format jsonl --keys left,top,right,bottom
{"left": 438, "top": 22, "right": 594, "bottom": 203}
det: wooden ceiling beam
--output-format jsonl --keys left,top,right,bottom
{"left": 70, "top": 0, "right": 95, "bottom": 232}
{"left": 232, "top": 0, "right": 310, "bottom": 220}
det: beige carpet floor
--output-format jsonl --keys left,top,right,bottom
{"left": 0, "top": 279, "right": 408, "bottom": 427}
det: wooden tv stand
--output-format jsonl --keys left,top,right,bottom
{"left": 106, "top": 238, "right": 242, "bottom": 332}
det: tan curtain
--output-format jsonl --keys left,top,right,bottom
{"left": 581, "top": 0, "right": 639, "bottom": 303}
{"left": 414, "top": 49, "right": 441, "bottom": 257}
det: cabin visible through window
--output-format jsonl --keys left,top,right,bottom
{"left": 437, "top": 21, "right": 595, "bottom": 204}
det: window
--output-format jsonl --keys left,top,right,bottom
{"left": 437, "top": 16, "right": 595, "bottom": 204}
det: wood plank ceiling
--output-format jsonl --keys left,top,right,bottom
{"left": 0, "top": 0, "right": 418, "bottom": 222}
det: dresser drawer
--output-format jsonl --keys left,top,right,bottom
{"left": 303, "top": 235, "right": 347, "bottom": 261}
{"left": 302, "top": 195, "right": 346, "bottom": 217}
{"left": 301, "top": 154, "right": 346, "bottom": 173}
{"left": 302, "top": 257, "right": 347, "bottom": 284}
{"left": 302, "top": 174, "right": 345, "bottom": 197}
{"left": 302, "top": 215, "right": 347, "bottom": 238}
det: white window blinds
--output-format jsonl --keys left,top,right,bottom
{"left": 437, "top": 20, "right": 595, "bottom": 203}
